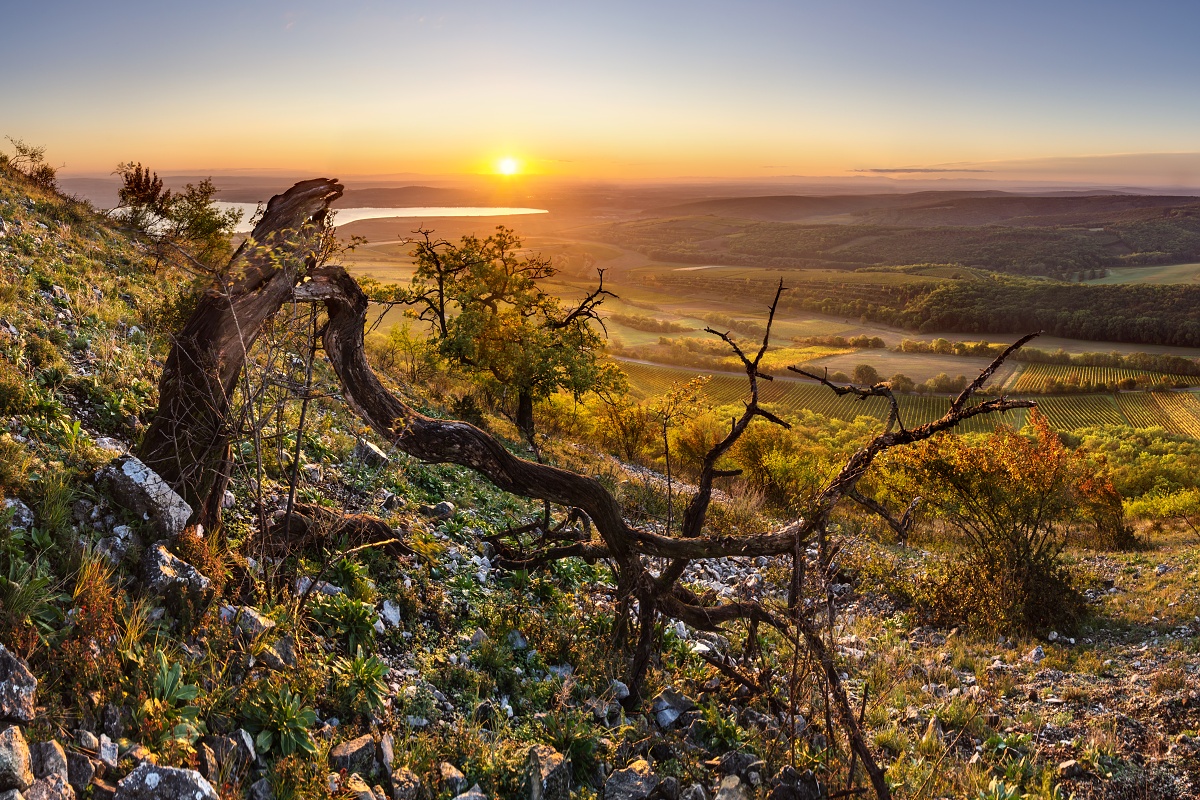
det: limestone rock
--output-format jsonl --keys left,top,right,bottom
{"left": 717, "top": 751, "right": 761, "bottom": 780}
{"left": 89, "top": 777, "right": 117, "bottom": 799}
{"left": 651, "top": 688, "right": 695, "bottom": 729}
{"left": 713, "top": 776, "right": 750, "bottom": 800}
{"left": 420, "top": 501, "right": 455, "bottom": 521}
{"left": 3, "top": 500, "right": 33, "bottom": 532}
{"left": 90, "top": 777, "right": 117, "bottom": 799}
{"left": 247, "top": 778, "right": 274, "bottom": 800}
{"left": 603, "top": 759, "right": 658, "bottom": 800}
{"left": 95, "top": 526, "right": 137, "bottom": 567}
{"left": 453, "top": 785, "right": 486, "bottom": 800}
{"left": 353, "top": 440, "right": 390, "bottom": 468}
{"left": 96, "top": 737, "right": 117, "bottom": 770}
{"left": 390, "top": 768, "right": 421, "bottom": 800}
{"left": 64, "top": 753, "right": 92, "bottom": 794}
{"left": 204, "top": 730, "right": 255, "bottom": 775}
{"left": 0, "top": 726, "right": 33, "bottom": 791}
{"left": 0, "top": 646, "right": 37, "bottom": 723}
{"left": 28, "top": 743, "right": 66, "bottom": 783}
{"left": 526, "top": 745, "right": 569, "bottom": 800}
{"left": 97, "top": 456, "right": 192, "bottom": 538}
{"left": 768, "top": 767, "right": 824, "bottom": 800}
{"left": 331, "top": 735, "right": 376, "bottom": 777}
{"left": 376, "top": 733, "right": 394, "bottom": 774}
{"left": 113, "top": 763, "right": 218, "bottom": 800}
{"left": 24, "top": 774, "right": 73, "bottom": 800}
{"left": 260, "top": 636, "right": 298, "bottom": 671}
{"left": 141, "top": 544, "right": 211, "bottom": 607}
{"left": 439, "top": 763, "right": 467, "bottom": 796}
{"left": 343, "top": 773, "right": 378, "bottom": 800}
{"left": 218, "top": 607, "right": 275, "bottom": 639}
{"left": 380, "top": 600, "right": 402, "bottom": 628}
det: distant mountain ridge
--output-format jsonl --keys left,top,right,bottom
{"left": 647, "top": 192, "right": 1200, "bottom": 227}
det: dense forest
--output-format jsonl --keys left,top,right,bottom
{"left": 650, "top": 271, "right": 1200, "bottom": 347}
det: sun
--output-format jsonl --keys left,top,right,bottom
{"left": 497, "top": 157, "right": 519, "bottom": 175}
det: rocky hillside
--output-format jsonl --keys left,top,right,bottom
{"left": 0, "top": 169, "right": 1197, "bottom": 800}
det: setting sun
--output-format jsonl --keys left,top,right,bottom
{"left": 497, "top": 157, "right": 519, "bottom": 175}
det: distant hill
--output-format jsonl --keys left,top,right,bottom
{"left": 333, "top": 186, "right": 471, "bottom": 207}
{"left": 648, "top": 191, "right": 1200, "bottom": 227}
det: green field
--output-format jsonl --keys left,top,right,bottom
{"left": 1085, "top": 262, "right": 1200, "bottom": 285}
{"left": 1008, "top": 362, "right": 1196, "bottom": 393}
{"left": 619, "top": 361, "right": 1200, "bottom": 438}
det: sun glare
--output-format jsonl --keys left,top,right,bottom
{"left": 497, "top": 157, "right": 519, "bottom": 175}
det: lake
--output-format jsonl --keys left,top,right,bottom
{"left": 215, "top": 203, "right": 548, "bottom": 233}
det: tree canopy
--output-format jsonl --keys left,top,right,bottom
{"left": 404, "top": 226, "right": 622, "bottom": 441}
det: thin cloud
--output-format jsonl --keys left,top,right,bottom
{"left": 855, "top": 168, "right": 993, "bottom": 174}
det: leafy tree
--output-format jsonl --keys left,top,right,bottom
{"left": 2, "top": 137, "right": 57, "bottom": 189}
{"left": 114, "top": 162, "right": 241, "bottom": 270}
{"left": 404, "top": 226, "right": 622, "bottom": 443}
{"left": 852, "top": 363, "right": 881, "bottom": 385}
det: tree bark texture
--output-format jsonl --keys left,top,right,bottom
{"left": 138, "top": 179, "right": 344, "bottom": 511}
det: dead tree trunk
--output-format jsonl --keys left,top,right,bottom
{"left": 138, "top": 179, "right": 344, "bottom": 517}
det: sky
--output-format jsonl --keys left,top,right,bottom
{"left": 4, "top": 0, "right": 1200, "bottom": 184}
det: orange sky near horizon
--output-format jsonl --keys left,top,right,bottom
{"left": 8, "top": 2, "right": 1200, "bottom": 187}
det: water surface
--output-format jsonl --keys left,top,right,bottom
{"left": 216, "top": 202, "right": 548, "bottom": 233}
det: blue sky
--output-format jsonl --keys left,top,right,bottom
{"left": 4, "top": 1, "right": 1199, "bottom": 180}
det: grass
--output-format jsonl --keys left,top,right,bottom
{"left": 1085, "top": 262, "right": 1200, "bottom": 285}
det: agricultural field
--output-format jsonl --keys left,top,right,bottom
{"left": 619, "top": 361, "right": 1200, "bottom": 437}
{"left": 1085, "top": 261, "right": 1200, "bottom": 285}
{"left": 804, "top": 349, "right": 1012, "bottom": 384}
{"left": 1008, "top": 362, "right": 1197, "bottom": 392}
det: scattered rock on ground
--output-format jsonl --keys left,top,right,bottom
{"left": 439, "top": 763, "right": 467, "bottom": 796}
{"left": 343, "top": 773, "right": 379, "bottom": 800}
{"left": 29, "top": 742, "right": 66, "bottom": 782}
{"left": 353, "top": 440, "right": 390, "bottom": 468}
{"left": 526, "top": 745, "right": 569, "bottom": 800}
{"left": 453, "top": 785, "right": 486, "bottom": 800}
{"left": 95, "top": 524, "right": 138, "bottom": 566}
{"left": 247, "top": 778, "right": 274, "bottom": 800}
{"left": 768, "top": 767, "right": 824, "bottom": 800}
{"left": 96, "top": 737, "right": 117, "bottom": 771}
{"left": 65, "top": 752, "right": 93, "bottom": 794}
{"left": 260, "top": 636, "right": 298, "bottom": 670}
{"left": 390, "top": 767, "right": 421, "bottom": 800}
{"left": 331, "top": 735, "right": 377, "bottom": 777}
{"left": 24, "top": 773, "right": 74, "bottom": 800}
{"left": 603, "top": 759, "right": 659, "bottom": 800}
{"left": 141, "top": 544, "right": 211, "bottom": 607}
{"left": 3, "top": 500, "right": 33, "bottom": 532}
{"left": 380, "top": 600, "right": 402, "bottom": 628}
{"left": 420, "top": 501, "right": 456, "bottom": 520}
{"left": 651, "top": 687, "right": 695, "bottom": 728}
{"left": 713, "top": 776, "right": 750, "bottom": 800}
{"left": 219, "top": 606, "right": 276, "bottom": 639}
{"left": 113, "top": 762, "right": 218, "bottom": 800}
{"left": 0, "top": 646, "right": 37, "bottom": 722}
{"left": 0, "top": 726, "right": 33, "bottom": 792}
{"left": 96, "top": 456, "right": 192, "bottom": 538}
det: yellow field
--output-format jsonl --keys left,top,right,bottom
{"left": 620, "top": 361, "right": 1200, "bottom": 438}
